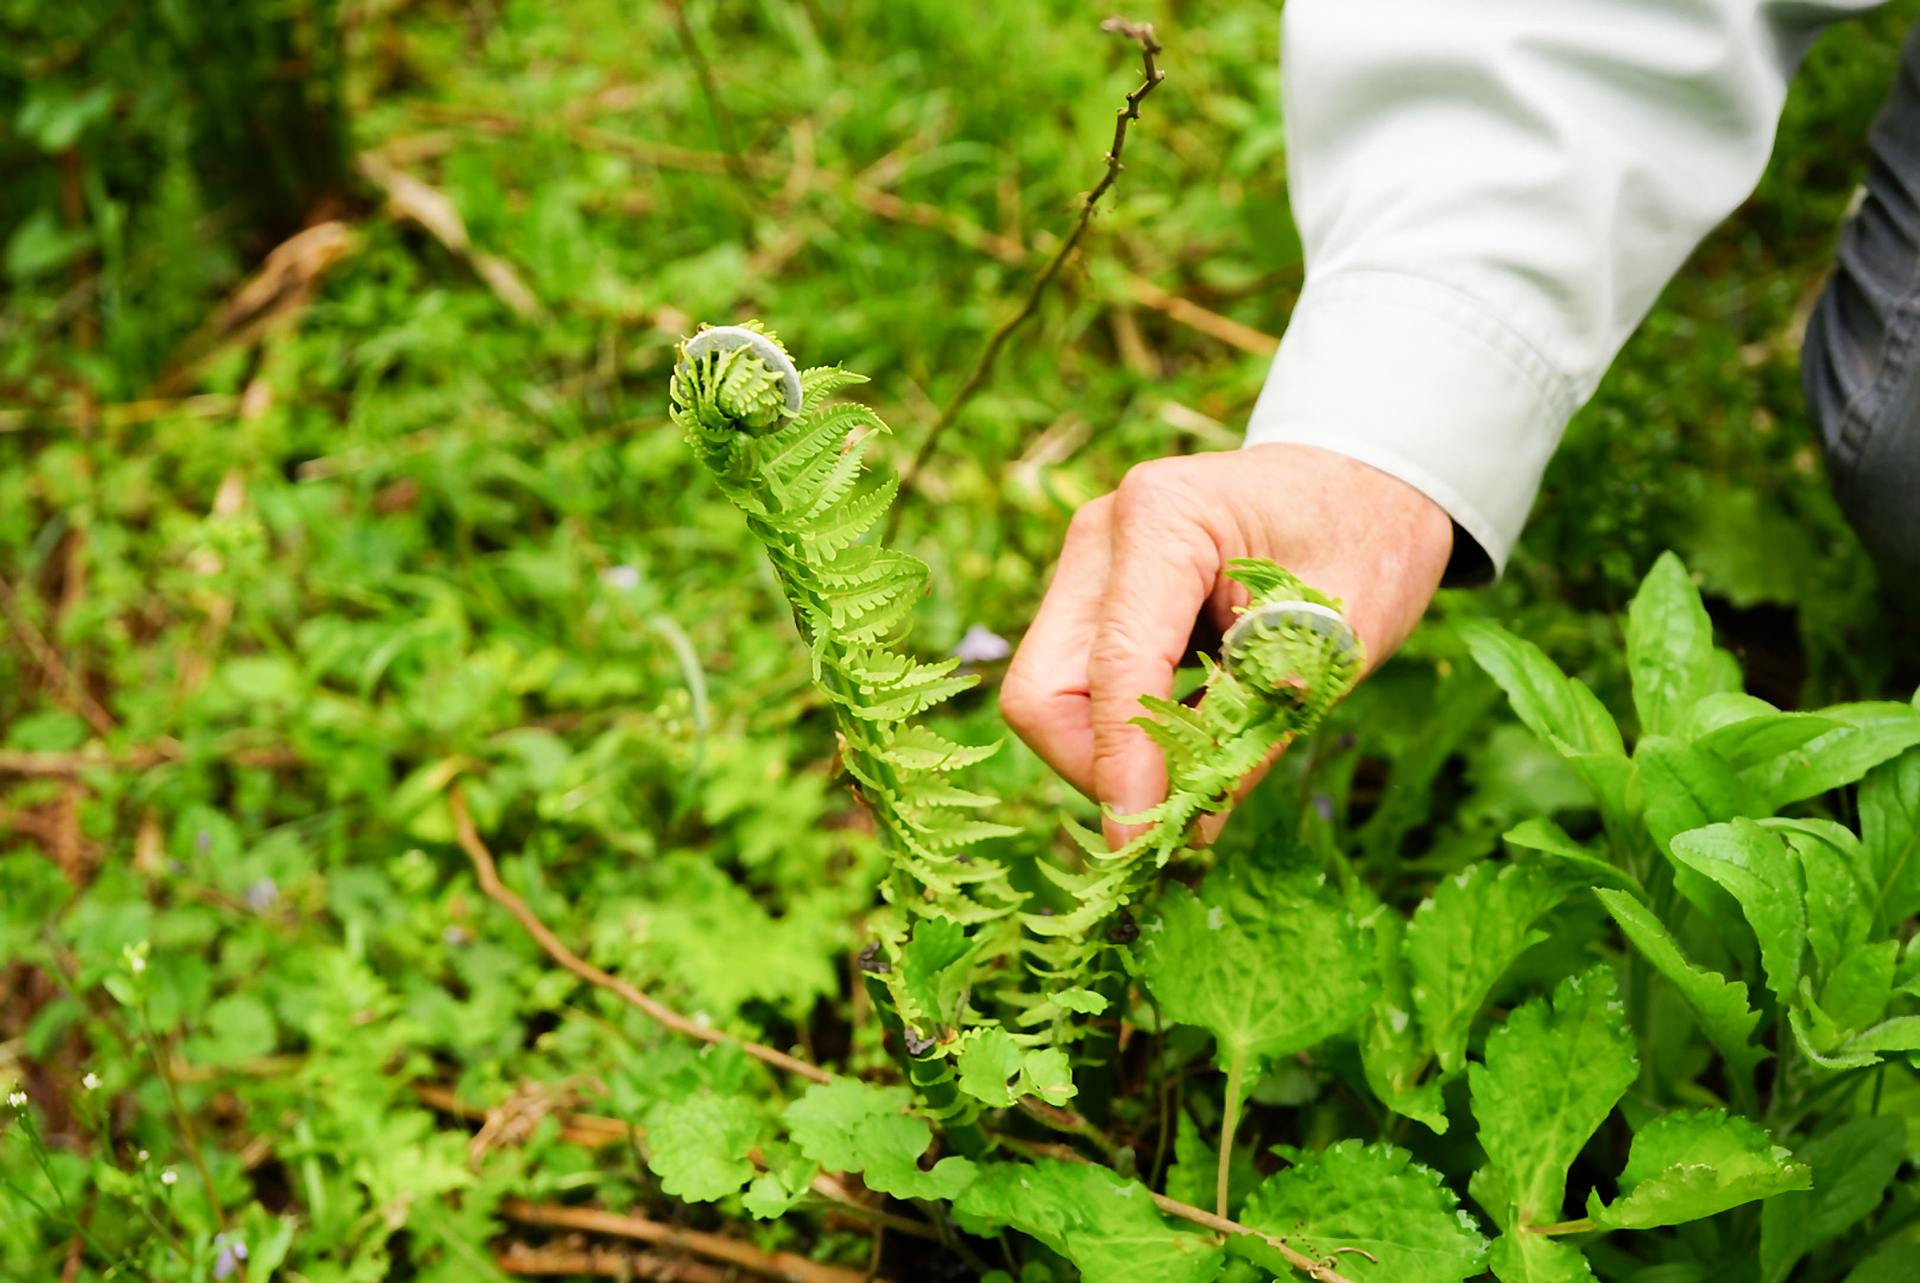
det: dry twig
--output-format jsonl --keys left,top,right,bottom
{"left": 496, "top": 1241, "right": 727, "bottom": 1280}
{"left": 0, "top": 576, "right": 115, "bottom": 738}
{"left": 890, "top": 17, "right": 1168, "bottom": 530}
{"left": 499, "top": 1198, "right": 879, "bottom": 1283}
{"left": 357, "top": 154, "right": 543, "bottom": 319}
{"left": 448, "top": 784, "right": 831, "bottom": 1084}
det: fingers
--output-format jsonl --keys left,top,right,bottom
{"left": 1000, "top": 497, "right": 1115, "bottom": 800}
{"left": 1088, "top": 464, "right": 1220, "bottom": 846}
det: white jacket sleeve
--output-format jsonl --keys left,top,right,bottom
{"left": 1244, "top": 0, "right": 1884, "bottom": 575}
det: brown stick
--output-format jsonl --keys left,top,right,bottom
{"left": 889, "top": 18, "right": 1168, "bottom": 533}
{"left": 498, "top": 1199, "right": 879, "bottom": 1283}
{"left": 0, "top": 577, "right": 115, "bottom": 737}
{"left": 1148, "top": 1193, "right": 1362, "bottom": 1283}
{"left": 496, "top": 1242, "right": 726, "bottom": 1280}
{"left": 447, "top": 784, "right": 831, "bottom": 1084}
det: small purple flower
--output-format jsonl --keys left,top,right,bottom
{"left": 213, "top": 1233, "right": 248, "bottom": 1280}
{"left": 245, "top": 877, "right": 279, "bottom": 913}
{"left": 1312, "top": 794, "right": 1335, "bottom": 823}
{"left": 952, "top": 624, "right": 1011, "bottom": 665}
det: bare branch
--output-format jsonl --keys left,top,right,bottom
{"left": 499, "top": 1198, "right": 880, "bottom": 1283}
{"left": 890, "top": 17, "right": 1169, "bottom": 531}
{"left": 448, "top": 784, "right": 832, "bottom": 1084}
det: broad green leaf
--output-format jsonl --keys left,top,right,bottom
{"left": 784, "top": 1078, "right": 976, "bottom": 1201}
{"left": 1819, "top": 940, "right": 1898, "bottom": 1035}
{"left": 1501, "top": 817, "right": 1643, "bottom": 895}
{"left": 1861, "top": 745, "right": 1920, "bottom": 930}
{"left": 1140, "top": 837, "right": 1376, "bottom": 1088}
{"left": 1765, "top": 819, "right": 1871, "bottom": 984}
{"left": 1235, "top": 1141, "right": 1489, "bottom": 1283}
{"left": 1458, "top": 620, "right": 1624, "bottom": 759}
{"left": 1669, "top": 819, "right": 1806, "bottom": 1005}
{"left": 646, "top": 1092, "right": 758, "bottom": 1202}
{"left": 1792, "top": 1009, "right": 1920, "bottom": 1069}
{"left": 1586, "top": 1109, "right": 1809, "bottom": 1229}
{"left": 1594, "top": 888, "right": 1765, "bottom": 1075}
{"left": 1359, "top": 902, "right": 1450, "bottom": 1134}
{"left": 1696, "top": 712, "right": 1845, "bottom": 771}
{"left": 1405, "top": 860, "right": 1573, "bottom": 1076}
{"left": 1488, "top": 1233, "right": 1597, "bottom": 1283}
{"left": 1469, "top": 967, "right": 1636, "bottom": 1228}
{"left": 1760, "top": 1118, "right": 1907, "bottom": 1283}
{"left": 1632, "top": 736, "right": 1765, "bottom": 952}
{"left": 1626, "top": 552, "right": 1726, "bottom": 739}
{"left": 952, "top": 1159, "right": 1225, "bottom": 1283}
{"left": 1743, "top": 701, "right": 1920, "bottom": 810}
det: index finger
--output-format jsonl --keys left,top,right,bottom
{"left": 1087, "top": 468, "right": 1220, "bottom": 845}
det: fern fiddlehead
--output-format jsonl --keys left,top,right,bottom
{"left": 670, "top": 324, "right": 1021, "bottom": 961}
{"left": 672, "top": 322, "right": 1365, "bottom": 1072}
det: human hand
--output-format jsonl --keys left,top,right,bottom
{"left": 1000, "top": 442, "right": 1454, "bottom": 847}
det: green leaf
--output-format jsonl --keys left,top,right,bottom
{"left": 1405, "top": 860, "right": 1573, "bottom": 1076}
{"left": 954, "top": 1028, "right": 1076, "bottom": 1107}
{"left": 1669, "top": 820, "right": 1807, "bottom": 1005}
{"left": 646, "top": 1092, "right": 759, "bottom": 1202}
{"left": 1593, "top": 888, "right": 1765, "bottom": 1074}
{"left": 1359, "top": 902, "right": 1451, "bottom": 1134}
{"left": 784, "top": 1078, "right": 976, "bottom": 1201}
{"left": 1819, "top": 940, "right": 1900, "bottom": 1035}
{"left": 892, "top": 917, "right": 980, "bottom": 1040}
{"left": 1845, "top": 1244, "right": 1920, "bottom": 1283}
{"left": 1501, "top": 818, "right": 1643, "bottom": 895}
{"left": 1235, "top": 1141, "right": 1489, "bottom": 1283}
{"left": 1630, "top": 736, "right": 1763, "bottom": 951}
{"left": 1626, "top": 552, "right": 1726, "bottom": 739}
{"left": 1861, "top": 745, "right": 1920, "bottom": 931}
{"left": 1743, "top": 701, "right": 1920, "bottom": 810}
{"left": 952, "top": 1159, "right": 1224, "bottom": 1283}
{"left": 1767, "top": 819, "right": 1872, "bottom": 986}
{"left": 1164, "top": 1109, "right": 1257, "bottom": 1219}
{"left": 1696, "top": 712, "right": 1846, "bottom": 771}
{"left": 741, "top": 1142, "right": 819, "bottom": 1220}
{"left": 1140, "top": 836, "right": 1376, "bottom": 1085}
{"left": 1458, "top": 620, "right": 1624, "bottom": 759}
{"left": 1488, "top": 1233, "right": 1597, "bottom": 1283}
{"left": 1469, "top": 967, "right": 1636, "bottom": 1228}
{"left": 1760, "top": 1118, "right": 1907, "bottom": 1283}
{"left": 1586, "top": 1109, "right": 1809, "bottom": 1229}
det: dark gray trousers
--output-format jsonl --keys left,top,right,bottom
{"left": 1802, "top": 23, "right": 1920, "bottom": 593}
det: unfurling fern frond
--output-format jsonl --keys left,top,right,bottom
{"left": 670, "top": 323, "right": 1022, "bottom": 1057}
{"left": 1022, "top": 562, "right": 1365, "bottom": 994}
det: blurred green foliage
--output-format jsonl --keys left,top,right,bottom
{"left": 1, "top": 0, "right": 1919, "bottom": 1279}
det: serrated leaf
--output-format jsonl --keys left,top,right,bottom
{"left": 1587, "top": 1109, "right": 1809, "bottom": 1229}
{"left": 1405, "top": 860, "right": 1572, "bottom": 1076}
{"left": 1669, "top": 819, "right": 1806, "bottom": 1005}
{"left": 1626, "top": 552, "right": 1728, "bottom": 739}
{"left": 952, "top": 1159, "right": 1224, "bottom": 1283}
{"left": 1593, "top": 888, "right": 1764, "bottom": 1075}
{"left": 741, "top": 1142, "right": 819, "bottom": 1220}
{"left": 1358, "top": 902, "right": 1450, "bottom": 1134}
{"left": 1760, "top": 1118, "right": 1907, "bottom": 1283}
{"left": 645, "top": 1092, "right": 758, "bottom": 1202}
{"left": 1469, "top": 966, "right": 1636, "bottom": 1228}
{"left": 1140, "top": 836, "right": 1376, "bottom": 1088}
{"left": 784, "top": 1078, "right": 976, "bottom": 1201}
{"left": 1488, "top": 1233, "right": 1597, "bottom": 1283}
{"left": 1236, "top": 1141, "right": 1489, "bottom": 1283}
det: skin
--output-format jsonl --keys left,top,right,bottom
{"left": 1001, "top": 442, "right": 1455, "bottom": 848}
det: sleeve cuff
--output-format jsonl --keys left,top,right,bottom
{"left": 1243, "top": 270, "right": 1579, "bottom": 578}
